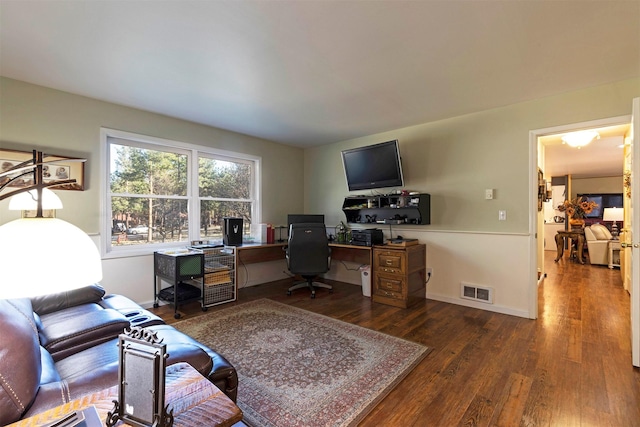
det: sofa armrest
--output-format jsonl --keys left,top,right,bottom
{"left": 30, "top": 284, "right": 106, "bottom": 315}
{"left": 0, "top": 299, "right": 41, "bottom": 426}
{"left": 99, "top": 294, "right": 165, "bottom": 328}
{"left": 144, "top": 325, "right": 238, "bottom": 402}
{"left": 38, "top": 306, "right": 129, "bottom": 361}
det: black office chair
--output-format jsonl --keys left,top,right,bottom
{"left": 286, "top": 223, "right": 332, "bottom": 298}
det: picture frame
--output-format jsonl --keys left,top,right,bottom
{"left": 537, "top": 168, "right": 545, "bottom": 211}
{"left": 107, "top": 327, "right": 173, "bottom": 427}
{"left": 0, "top": 148, "right": 84, "bottom": 191}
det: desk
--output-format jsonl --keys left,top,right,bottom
{"left": 554, "top": 230, "right": 585, "bottom": 264}
{"left": 10, "top": 363, "right": 242, "bottom": 427}
{"left": 236, "top": 242, "right": 372, "bottom": 266}
{"left": 237, "top": 242, "right": 430, "bottom": 308}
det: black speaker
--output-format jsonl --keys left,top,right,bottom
{"left": 223, "top": 217, "right": 243, "bottom": 246}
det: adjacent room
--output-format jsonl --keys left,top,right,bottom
{"left": 1, "top": 1, "right": 639, "bottom": 426}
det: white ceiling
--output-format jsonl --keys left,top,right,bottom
{"left": 542, "top": 124, "right": 629, "bottom": 179}
{"left": 0, "top": 1, "right": 639, "bottom": 148}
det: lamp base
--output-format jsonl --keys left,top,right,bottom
{"left": 611, "top": 222, "right": 619, "bottom": 240}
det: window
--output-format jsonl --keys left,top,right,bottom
{"left": 198, "top": 154, "right": 254, "bottom": 240}
{"left": 102, "top": 129, "right": 260, "bottom": 257}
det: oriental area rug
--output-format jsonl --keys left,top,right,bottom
{"left": 174, "top": 299, "right": 431, "bottom": 427}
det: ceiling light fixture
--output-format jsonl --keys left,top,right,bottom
{"left": 561, "top": 130, "right": 600, "bottom": 148}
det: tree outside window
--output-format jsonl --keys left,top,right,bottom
{"left": 106, "top": 135, "right": 257, "bottom": 252}
{"left": 199, "top": 156, "right": 253, "bottom": 240}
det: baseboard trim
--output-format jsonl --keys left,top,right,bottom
{"left": 426, "top": 292, "right": 530, "bottom": 319}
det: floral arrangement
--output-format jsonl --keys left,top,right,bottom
{"left": 557, "top": 196, "right": 598, "bottom": 219}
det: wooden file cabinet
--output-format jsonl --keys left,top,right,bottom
{"left": 372, "top": 243, "right": 426, "bottom": 308}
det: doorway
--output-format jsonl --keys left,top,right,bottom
{"left": 530, "top": 114, "right": 632, "bottom": 352}
{"left": 529, "top": 116, "right": 631, "bottom": 315}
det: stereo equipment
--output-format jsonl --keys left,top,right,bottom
{"left": 350, "top": 229, "right": 384, "bottom": 247}
{"left": 223, "top": 217, "right": 243, "bottom": 246}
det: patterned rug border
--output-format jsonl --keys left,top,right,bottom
{"left": 175, "top": 298, "right": 432, "bottom": 427}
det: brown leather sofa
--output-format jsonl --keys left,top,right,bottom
{"left": 0, "top": 284, "right": 237, "bottom": 426}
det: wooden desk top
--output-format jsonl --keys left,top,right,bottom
{"left": 236, "top": 241, "right": 373, "bottom": 266}
{"left": 236, "top": 241, "right": 372, "bottom": 250}
{"left": 10, "top": 363, "right": 242, "bottom": 427}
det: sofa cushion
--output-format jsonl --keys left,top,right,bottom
{"left": 0, "top": 299, "right": 41, "bottom": 425}
{"left": 39, "top": 346, "right": 61, "bottom": 386}
{"left": 590, "top": 223, "right": 612, "bottom": 240}
{"left": 24, "top": 339, "right": 120, "bottom": 418}
{"left": 38, "top": 305, "right": 129, "bottom": 361}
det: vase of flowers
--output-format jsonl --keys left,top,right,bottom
{"left": 557, "top": 197, "right": 598, "bottom": 229}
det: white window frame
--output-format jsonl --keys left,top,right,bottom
{"left": 101, "top": 128, "right": 261, "bottom": 258}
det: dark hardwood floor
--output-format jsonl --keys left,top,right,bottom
{"left": 153, "top": 254, "right": 640, "bottom": 426}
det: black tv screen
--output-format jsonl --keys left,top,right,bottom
{"left": 341, "top": 140, "right": 404, "bottom": 191}
{"left": 577, "top": 193, "right": 623, "bottom": 219}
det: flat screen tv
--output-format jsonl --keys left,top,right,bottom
{"left": 341, "top": 140, "right": 404, "bottom": 191}
{"left": 577, "top": 193, "right": 623, "bottom": 219}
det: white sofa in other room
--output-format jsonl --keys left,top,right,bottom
{"left": 584, "top": 223, "right": 612, "bottom": 266}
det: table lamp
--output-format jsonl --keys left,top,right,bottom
{"left": 603, "top": 207, "right": 624, "bottom": 240}
{"left": 0, "top": 150, "right": 102, "bottom": 299}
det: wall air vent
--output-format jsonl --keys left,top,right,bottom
{"left": 460, "top": 282, "right": 494, "bottom": 304}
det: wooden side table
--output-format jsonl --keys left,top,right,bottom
{"left": 608, "top": 240, "right": 621, "bottom": 269}
{"left": 9, "top": 363, "right": 242, "bottom": 427}
{"left": 554, "top": 229, "right": 585, "bottom": 264}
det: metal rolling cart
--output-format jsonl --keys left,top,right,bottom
{"left": 153, "top": 249, "right": 205, "bottom": 319}
{"left": 198, "top": 246, "right": 237, "bottom": 307}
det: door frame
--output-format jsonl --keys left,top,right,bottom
{"left": 529, "top": 115, "right": 631, "bottom": 319}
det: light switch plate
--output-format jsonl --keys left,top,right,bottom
{"left": 485, "top": 189, "right": 494, "bottom": 200}
{"left": 498, "top": 210, "right": 507, "bottom": 220}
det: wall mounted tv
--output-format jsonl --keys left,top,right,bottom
{"left": 341, "top": 140, "right": 404, "bottom": 191}
{"left": 577, "top": 193, "right": 623, "bottom": 219}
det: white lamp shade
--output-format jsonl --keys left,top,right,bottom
{"left": 0, "top": 218, "right": 103, "bottom": 299}
{"left": 603, "top": 207, "right": 624, "bottom": 222}
{"left": 8, "top": 188, "right": 63, "bottom": 210}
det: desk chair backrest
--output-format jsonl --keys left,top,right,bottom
{"left": 286, "top": 223, "right": 330, "bottom": 275}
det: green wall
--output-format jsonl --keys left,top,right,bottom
{"left": 0, "top": 77, "right": 305, "bottom": 231}
{"left": 306, "top": 78, "right": 640, "bottom": 233}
